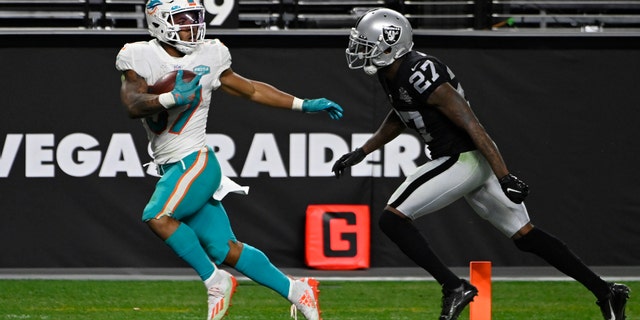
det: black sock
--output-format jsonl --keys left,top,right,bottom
{"left": 379, "top": 210, "right": 461, "bottom": 290}
{"left": 514, "top": 227, "right": 610, "bottom": 300}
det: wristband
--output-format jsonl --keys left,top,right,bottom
{"left": 291, "top": 97, "right": 304, "bottom": 111}
{"left": 158, "top": 92, "right": 176, "bottom": 109}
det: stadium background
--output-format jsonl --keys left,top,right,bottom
{"left": 1, "top": 1, "right": 640, "bottom": 272}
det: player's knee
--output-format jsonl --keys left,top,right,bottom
{"left": 223, "top": 240, "right": 243, "bottom": 267}
{"left": 204, "top": 240, "right": 241, "bottom": 267}
{"left": 514, "top": 236, "right": 532, "bottom": 252}
{"left": 145, "top": 216, "right": 179, "bottom": 239}
{"left": 513, "top": 227, "right": 567, "bottom": 253}
{"left": 513, "top": 226, "right": 538, "bottom": 252}
{"left": 379, "top": 209, "right": 429, "bottom": 249}
{"left": 379, "top": 209, "right": 407, "bottom": 237}
{"left": 141, "top": 208, "right": 156, "bottom": 222}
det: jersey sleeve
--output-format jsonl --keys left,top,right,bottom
{"left": 115, "top": 41, "right": 156, "bottom": 80}
{"left": 202, "top": 39, "right": 232, "bottom": 90}
{"left": 115, "top": 43, "right": 135, "bottom": 72}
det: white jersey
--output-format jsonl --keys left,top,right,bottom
{"left": 115, "top": 39, "right": 231, "bottom": 164}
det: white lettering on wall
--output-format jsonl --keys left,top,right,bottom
{"left": 99, "top": 133, "right": 145, "bottom": 177}
{"left": 0, "top": 134, "right": 23, "bottom": 177}
{"left": 384, "top": 134, "right": 421, "bottom": 177}
{"left": 289, "top": 133, "right": 306, "bottom": 177}
{"left": 26, "top": 134, "right": 55, "bottom": 177}
{"left": 207, "top": 133, "right": 237, "bottom": 177}
{"left": 308, "top": 133, "right": 347, "bottom": 177}
{"left": 1, "top": 132, "right": 425, "bottom": 178}
{"left": 57, "top": 133, "right": 101, "bottom": 177}
{"left": 241, "top": 133, "right": 287, "bottom": 177}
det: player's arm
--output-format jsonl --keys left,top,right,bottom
{"left": 219, "top": 68, "right": 343, "bottom": 119}
{"left": 429, "top": 83, "right": 529, "bottom": 203}
{"left": 119, "top": 69, "right": 166, "bottom": 119}
{"left": 361, "top": 110, "right": 406, "bottom": 154}
{"left": 219, "top": 68, "right": 294, "bottom": 108}
{"left": 429, "top": 82, "right": 509, "bottom": 178}
{"left": 332, "top": 110, "right": 405, "bottom": 177}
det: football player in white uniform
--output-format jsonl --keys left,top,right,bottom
{"left": 333, "top": 8, "right": 629, "bottom": 320}
{"left": 116, "top": 1, "right": 339, "bottom": 319}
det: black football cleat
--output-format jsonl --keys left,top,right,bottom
{"left": 597, "top": 283, "right": 631, "bottom": 320}
{"left": 439, "top": 279, "right": 478, "bottom": 320}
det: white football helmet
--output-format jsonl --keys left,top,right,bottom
{"left": 146, "top": 0, "right": 206, "bottom": 54}
{"left": 346, "top": 8, "right": 414, "bottom": 75}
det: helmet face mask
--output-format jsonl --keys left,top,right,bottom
{"left": 345, "top": 8, "right": 414, "bottom": 75}
{"left": 146, "top": 0, "right": 206, "bottom": 54}
{"left": 346, "top": 28, "right": 378, "bottom": 69}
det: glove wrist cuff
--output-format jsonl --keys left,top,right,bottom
{"left": 498, "top": 173, "right": 512, "bottom": 183}
{"left": 291, "top": 97, "right": 304, "bottom": 111}
{"left": 158, "top": 92, "right": 176, "bottom": 109}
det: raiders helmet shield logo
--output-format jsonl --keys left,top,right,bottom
{"left": 382, "top": 25, "right": 402, "bottom": 45}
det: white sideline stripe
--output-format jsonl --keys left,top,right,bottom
{"left": 1, "top": 267, "right": 639, "bottom": 281}
{"left": 1, "top": 275, "right": 639, "bottom": 282}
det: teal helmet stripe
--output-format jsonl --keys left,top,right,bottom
{"left": 146, "top": 0, "right": 162, "bottom": 10}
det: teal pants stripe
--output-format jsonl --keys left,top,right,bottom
{"left": 142, "top": 147, "right": 221, "bottom": 221}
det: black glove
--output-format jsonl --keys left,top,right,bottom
{"left": 499, "top": 173, "right": 529, "bottom": 204}
{"left": 331, "top": 148, "right": 366, "bottom": 178}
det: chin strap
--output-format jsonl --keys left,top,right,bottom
{"left": 364, "top": 65, "right": 378, "bottom": 75}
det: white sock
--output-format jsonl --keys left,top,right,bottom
{"left": 203, "top": 265, "right": 219, "bottom": 288}
{"left": 287, "top": 278, "right": 296, "bottom": 301}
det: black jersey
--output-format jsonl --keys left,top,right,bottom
{"left": 378, "top": 51, "right": 476, "bottom": 159}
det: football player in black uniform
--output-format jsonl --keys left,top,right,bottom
{"left": 332, "top": 8, "right": 630, "bottom": 320}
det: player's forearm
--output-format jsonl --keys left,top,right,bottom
{"left": 120, "top": 72, "right": 167, "bottom": 118}
{"left": 471, "top": 129, "right": 510, "bottom": 178}
{"left": 362, "top": 112, "right": 405, "bottom": 154}
{"left": 249, "top": 80, "right": 296, "bottom": 109}
{"left": 123, "top": 93, "right": 166, "bottom": 119}
{"left": 451, "top": 103, "right": 510, "bottom": 178}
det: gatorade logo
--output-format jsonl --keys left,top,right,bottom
{"left": 305, "top": 204, "right": 370, "bottom": 270}
{"left": 322, "top": 212, "right": 357, "bottom": 257}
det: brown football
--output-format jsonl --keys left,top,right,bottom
{"left": 148, "top": 70, "right": 197, "bottom": 94}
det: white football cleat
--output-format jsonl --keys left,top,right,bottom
{"left": 207, "top": 269, "right": 237, "bottom": 320}
{"left": 288, "top": 277, "right": 321, "bottom": 320}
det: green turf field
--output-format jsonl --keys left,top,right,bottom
{"left": 0, "top": 279, "right": 636, "bottom": 319}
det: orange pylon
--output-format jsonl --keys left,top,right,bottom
{"left": 470, "top": 261, "right": 492, "bottom": 320}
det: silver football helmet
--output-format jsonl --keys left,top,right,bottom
{"left": 146, "top": 0, "right": 206, "bottom": 54}
{"left": 346, "top": 8, "right": 414, "bottom": 75}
